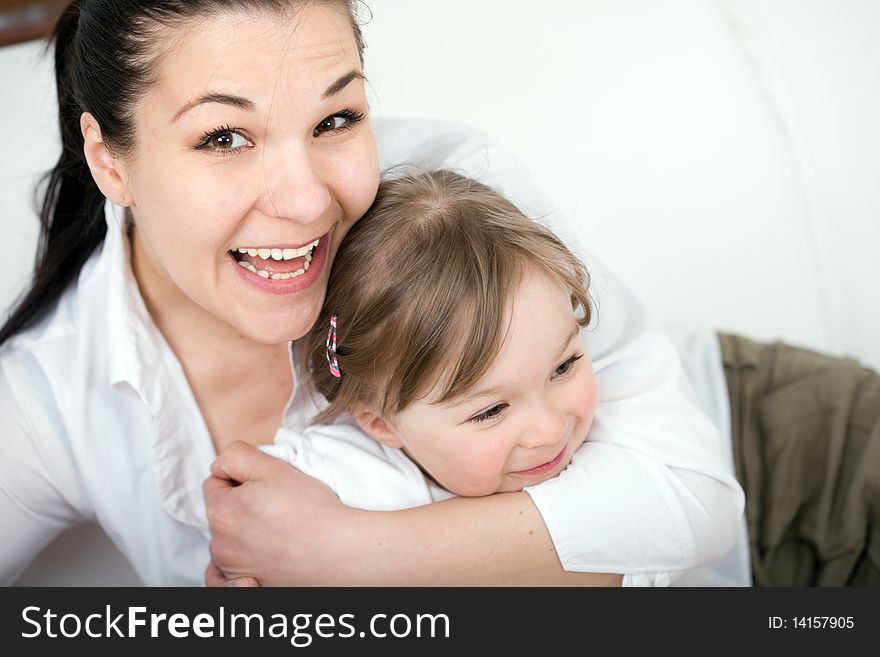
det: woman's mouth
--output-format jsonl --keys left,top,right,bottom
{"left": 227, "top": 231, "right": 331, "bottom": 295}
{"left": 229, "top": 239, "right": 319, "bottom": 280}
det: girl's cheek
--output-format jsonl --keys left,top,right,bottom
{"left": 573, "top": 368, "right": 600, "bottom": 417}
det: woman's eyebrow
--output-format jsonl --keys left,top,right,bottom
{"left": 172, "top": 93, "right": 255, "bottom": 122}
{"left": 322, "top": 70, "right": 365, "bottom": 99}
{"left": 171, "top": 71, "right": 364, "bottom": 122}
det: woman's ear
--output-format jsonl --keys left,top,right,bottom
{"left": 353, "top": 409, "right": 404, "bottom": 449}
{"left": 80, "top": 112, "right": 132, "bottom": 207}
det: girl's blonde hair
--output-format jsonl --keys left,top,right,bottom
{"left": 305, "top": 170, "right": 591, "bottom": 424}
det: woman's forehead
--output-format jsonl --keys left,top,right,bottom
{"left": 145, "top": 6, "right": 361, "bottom": 115}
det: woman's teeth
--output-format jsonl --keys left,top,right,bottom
{"left": 233, "top": 239, "right": 317, "bottom": 280}
{"left": 235, "top": 239, "right": 318, "bottom": 261}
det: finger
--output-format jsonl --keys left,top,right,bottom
{"left": 202, "top": 472, "right": 234, "bottom": 504}
{"left": 210, "top": 440, "right": 274, "bottom": 482}
{"left": 204, "top": 560, "right": 226, "bottom": 587}
{"left": 205, "top": 560, "right": 260, "bottom": 588}
{"left": 202, "top": 478, "right": 233, "bottom": 534}
{"left": 227, "top": 576, "right": 260, "bottom": 588}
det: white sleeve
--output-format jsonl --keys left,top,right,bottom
{"left": 263, "top": 422, "right": 436, "bottom": 512}
{"left": 374, "top": 118, "right": 745, "bottom": 573}
{"left": 0, "top": 356, "right": 90, "bottom": 585}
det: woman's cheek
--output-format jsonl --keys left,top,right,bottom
{"left": 342, "top": 137, "right": 380, "bottom": 215}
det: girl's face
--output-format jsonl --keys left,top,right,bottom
{"left": 384, "top": 268, "right": 598, "bottom": 497}
{"left": 119, "top": 6, "right": 378, "bottom": 344}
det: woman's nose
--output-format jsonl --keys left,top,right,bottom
{"left": 258, "top": 145, "right": 332, "bottom": 224}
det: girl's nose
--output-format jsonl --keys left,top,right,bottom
{"left": 518, "top": 407, "right": 567, "bottom": 450}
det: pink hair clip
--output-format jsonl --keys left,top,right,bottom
{"left": 326, "top": 314, "right": 341, "bottom": 378}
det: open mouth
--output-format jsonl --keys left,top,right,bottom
{"left": 228, "top": 238, "right": 319, "bottom": 281}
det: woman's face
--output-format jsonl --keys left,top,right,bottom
{"left": 120, "top": 6, "right": 378, "bottom": 344}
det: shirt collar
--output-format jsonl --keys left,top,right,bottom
{"left": 102, "top": 201, "right": 164, "bottom": 392}
{"left": 100, "top": 201, "right": 215, "bottom": 529}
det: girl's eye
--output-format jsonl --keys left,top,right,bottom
{"left": 552, "top": 354, "right": 584, "bottom": 381}
{"left": 313, "top": 109, "right": 365, "bottom": 137}
{"left": 470, "top": 403, "right": 508, "bottom": 424}
{"left": 196, "top": 126, "right": 253, "bottom": 155}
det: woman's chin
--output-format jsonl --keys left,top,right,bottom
{"left": 235, "top": 315, "right": 318, "bottom": 346}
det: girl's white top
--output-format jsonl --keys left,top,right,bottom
{"left": 0, "top": 119, "right": 744, "bottom": 586}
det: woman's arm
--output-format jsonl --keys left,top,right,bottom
{"left": 204, "top": 442, "right": 621, "bottom": 586}
{"left": 0, "top": 359, "right": 88, "bottom": 584}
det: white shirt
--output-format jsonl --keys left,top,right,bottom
{"left": 0, "top": 118, "right": 744, "bottom": 586}
{"left": 670, "top": 331, "right": 752, "bottom": 586}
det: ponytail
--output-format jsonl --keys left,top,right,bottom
{"left": 0, "top": 3, "right": 106, "bottom": 346}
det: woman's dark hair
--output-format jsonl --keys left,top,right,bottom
{"left": 0, "top": 0, "right": 365, "bottom": 347}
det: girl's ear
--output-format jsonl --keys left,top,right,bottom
{"left": 353, "top": 409, "right": 404, "bottom": 449}
{"left": 80, "top": 112, "right": 133, "bottom": 207}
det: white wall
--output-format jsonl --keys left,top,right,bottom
{"left": 0, "top": 39, "right": 53, "bottom": 317}
{"left": 361, "top": 0, "right": 880, "bottom": 366}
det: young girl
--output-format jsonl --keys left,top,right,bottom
{"left": 236, "top": 169, "right": 880, "bottom": 588}
{"left": 255, "top": 169, "right": 665, "bottom": 585}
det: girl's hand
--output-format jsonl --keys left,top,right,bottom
{"left": 203, "top": 441, "right": 356, "bottom": 586}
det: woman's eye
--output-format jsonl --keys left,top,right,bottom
{"left": 210, "top": 131, "right": 249, "bottom": 150}
{"left": 313, "top": 109, "right": 364, "bottom": 137}
{"left": 552, "top": 354, "right": 583, "bottom": 380}
{"left": 196, "top": 126, "right": 252, "bottom": 155}
{"left": 470, "top": 403, "right": 508, "bottom": 424}
{"left": 317, "top": 116, "right": 347, "bottom": 133}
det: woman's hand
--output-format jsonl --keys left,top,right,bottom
{"left": 203, "top": 441, "right": 358, "bottom": 586}
{"left": 204, "top": 560, "right": 259, "bottom": 587}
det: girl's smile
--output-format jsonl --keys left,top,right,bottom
{"left": 510, "top": 444, "right": 569, "bottom": 478}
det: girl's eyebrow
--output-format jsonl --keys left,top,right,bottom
{"left": 552, "top": 323, "right": 581, "bottom": 363}
{"left": 447, "top": 384, "right": 506, "bottom": 408}
{"left": 442, "top": 323, "right": 582, "bottom": 409}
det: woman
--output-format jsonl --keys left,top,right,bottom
{"left": 0, "top": 0, "right": 741, "bottom": 586}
